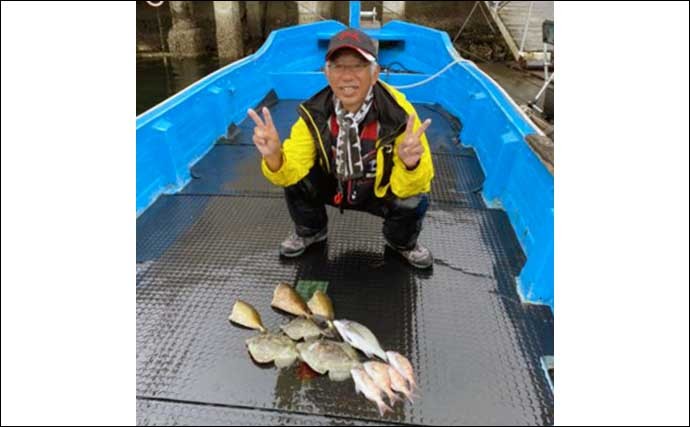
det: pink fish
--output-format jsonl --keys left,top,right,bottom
{"left": 388, "top": 364, "right": 415, "bottom": 404}
{"left": 386, "top": 351, "right": 417, "bottom": 391}
{"left": 351, "top": 366, "right": 393, "bottom": 416}
{"left": 363, "top": 361, "right": 401, "bottom": 406}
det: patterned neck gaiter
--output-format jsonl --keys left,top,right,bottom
{"left": 333, "top": 86, "right": 374, "bottom": 181}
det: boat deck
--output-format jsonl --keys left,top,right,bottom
{"left": 136, "top": 98, "right": 554, "bottom": 425}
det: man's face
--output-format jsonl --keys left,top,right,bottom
{"left": 326, "top": 49, "right": 380, "bottom": 113}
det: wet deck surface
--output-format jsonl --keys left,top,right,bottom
{"left": 136, "top": 99, "right": 554, "bottom": 425}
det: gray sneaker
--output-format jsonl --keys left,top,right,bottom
{"left": 279, "top": 228, "right": 328, "bottom": 258}
{"left": 387, "top": 242, "right": 434, "bottom": 269}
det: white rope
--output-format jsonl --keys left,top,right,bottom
{"left": 388, "top": 59, "right": 463, "bottom": 89}
{"left": 146, "top": 1, "right": 164, "bottom": 7}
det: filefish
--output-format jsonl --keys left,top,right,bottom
{"left": 296, "top": 339, "right": 360, "bottom": 381}
{"left": 333, "top": 319, "right": 388, "bottom": 362}
{"left": 307, "top": 290, "right": 334, "bottom": 321}
{"left": 351, "top": 366, "right": 393, "bottom": 417}
{"left": 386, "top": 351, "right": 417, "bottom": 391}
{"left": 363, "top": 361, "right": 401, "bottom": 406}
{"left": 228, "top": 300, "right": 266, "bottom": 333}
{"left": 246, "top": 333, "right": 299, "bottom": 368}
{"left": 271, "top": 283, "right": 312, "bottom": 318}
{"left": 280, "top": 317, "right": 323, "bottom": 341}
{"left": 307, "top": 290, "right": 336, "bottom": 337}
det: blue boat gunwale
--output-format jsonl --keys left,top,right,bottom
{"left": 136, "top": 19, "right": 554, "bottom": 310}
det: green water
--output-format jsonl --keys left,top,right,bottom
{"left": 136, "top": 55, "right": 221, "bottom": 115}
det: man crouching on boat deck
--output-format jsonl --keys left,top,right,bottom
{"left": 248, "top": 28, "right": 434, "bottom": 269}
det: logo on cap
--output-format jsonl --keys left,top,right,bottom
{"left": 338, "top": 31, "right": 361, "bottom": 42}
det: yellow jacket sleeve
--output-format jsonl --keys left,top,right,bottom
{"left": 261, "top": 117, "right": 316, "bottom": 187}
{"left": 389, "top": 105, "right": 435, "bottom": 199}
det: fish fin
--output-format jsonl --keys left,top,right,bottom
{"left": 388, "top": 391, "right": 402, "bottom": 405}
{"left": 320, "top": 327, "right": 336, "bottom": 339}
{"left": 274, "top": 356, "right": 296, "bottom": 368}
{"left": 282, "top": 332, "right": 298, "bottom": 341}
{"left": 328, "top": 370, "right": 350, "bottom": 382}
{"left": 376, "top": 400, "right": 393, "bottom": 417}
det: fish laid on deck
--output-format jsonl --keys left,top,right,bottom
{"left": 351, "top": 366, "right": 393, "bottom": 416}
{"left": 363, "top": 361, "right": 401, "bottom": 406}
{"left": 333, "top": 319, "right": 388, "bottom": 362}
{"left": 388, "top": 363, "right": 415, "bottom": 403}
{"left": 296, "top": 339, "right": 360, "bottom": 381}
{"left": 386, "top": 351, "right": 417, "bottom": 391}
{"left": 228, "top": 300, "right": 267, "bottom": 333}
{"left": 280, "top": 317, "right": 324, "bottom": 341}
{"left": 246, "top": 332, "right": 299, "bottom": 368}
{"left": 271, "top": 282, "right": 312, "bottom": 318}
{"left": 307, "top": 290, "right": 334, "bottom": 321}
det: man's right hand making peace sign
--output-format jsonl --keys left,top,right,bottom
{"left": 248, "top": 107, "right": 282, "bottom": 172}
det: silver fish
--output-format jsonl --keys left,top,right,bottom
{"left": 333, "top": 320, "right": 388, "bottom": 362}
{"left": 386, "top": 351, "right": 417, "bottom": 391}
{"left": 246, "top": 333, "right": 299, "bottom": 368}
{"left": 296, "top": 339, "right": 360, "bottom": 381}
{"left": 351, "top": 366, "right": 393, "bottom": 416}
{"left": 280, "top": 317, "right": 323, "bottom": 341}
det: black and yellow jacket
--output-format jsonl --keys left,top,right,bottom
{"left": 261, "top": 81, "right": 434, "bottom": 199}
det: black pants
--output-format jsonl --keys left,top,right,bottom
{"left": 284, "top": 166, "right": 429, "bottom": 251}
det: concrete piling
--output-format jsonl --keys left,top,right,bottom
{"left": 167, "top": 1, "right": 205, "bottom": 57}
{"left": 213, "top": 1, "right": 244, "bottom": 61}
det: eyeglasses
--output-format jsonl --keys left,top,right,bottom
{"left": 327, "top": 62, "right": 370, "bottom": 74}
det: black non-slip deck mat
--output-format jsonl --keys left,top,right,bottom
{"left": 138, "top": 95, "right": 551, "bottom": 425}
{"left": 136, "top": 397, "right": 390, "bottom": 426}
{"left": 183, "top": 145, "right": 284, "bottom": 198}
{"left": 136, "top": 195, "right": 553, "bottom": 425}
{"left": 430, "top": 152, "right": 485, "bottom": 208}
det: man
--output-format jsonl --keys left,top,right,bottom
{"left": 248, "top": 28, "right": 434, "bottom": 269}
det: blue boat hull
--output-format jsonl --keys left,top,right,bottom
{"left": 136, "top": 20, "right": 554, "bottom": 309}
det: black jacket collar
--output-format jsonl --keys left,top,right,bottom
{"left": 300, "top": 81, "right": 408, "bottom": 141}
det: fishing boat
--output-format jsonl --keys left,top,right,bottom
{"left": 136, "top": 3, "right": 554, "bottom": 424}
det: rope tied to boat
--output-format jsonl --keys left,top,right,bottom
{"left": 389, "top": 58, "right": 464, "bottom": 90}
